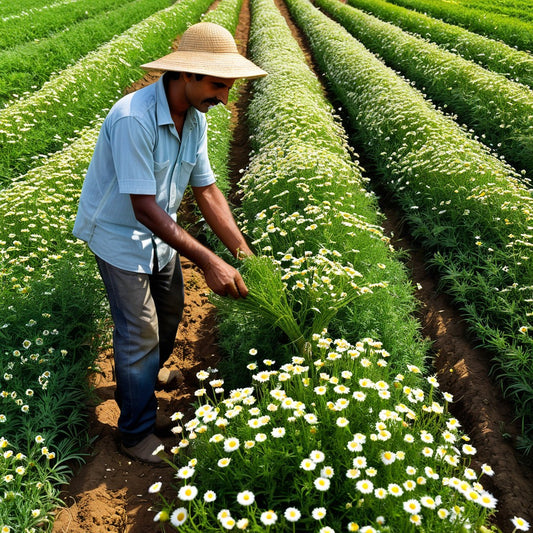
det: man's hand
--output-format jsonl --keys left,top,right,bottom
{"left": 202, "top": 255, "right": 248, "bottom": 299}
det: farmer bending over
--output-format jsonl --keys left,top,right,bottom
{"left": 73, "top": 22, "right": 267, "bottom": 464}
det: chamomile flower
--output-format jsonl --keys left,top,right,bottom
{"left": 374, "top": 487, "right": 387, "bottom": 499}
{"left": 271, "top": 427, "right": 286, "bottom": 438}
{"left": 356, "top": 479, "right": 374, "bottom": 494}
{"left": 176, "top": 466, "right": 195, "bottom": 480}
{"left": 260, "top": 510, "right": 278, "bottom": 526}
{"left": 204, "top": 490, "right": 217, "bottom": 502}
{"left": 237, "top": 490, "right": 255, "bottom": 506}
{"left": 312, "top": 507, "right": 327, "bottom": 520}
{"left": 223, "top": 437, "right": 240, "bottom": 452}
{"left": 148, "top": 482, "right": 162, "bottom": 493}
{"left": 403, "top": 499, "right": 421, "bottom": 514}
{"left": 310, "top": 450, "right": 326, "bottom": 463}
{"left": 284, "top": 507, "right": 301, "bottom": 522}
{"left": 321, "top": 465, "right": 335, "bottom": 478}
{"left": 301, "top": 458, "right": 317, "bottom": 471}
{"left": 511, "top": 516, "right": 530, "bottom": 531}
{"left": 388, "top": 484, "right": 403, "bottom": 497}
{"left": 314, "top": 477, "right": 331, "bottom": 491}
{"left": 481, "top": 463, "right": 495, "bottom": 476}
{"left": 420, "top": 496, "right": 436, "bottom": 509}
{"left": 170, "top": 507, "right": 188, "bottom": 527}
{"left": 178, "top": 485, "right": 198, "bottom": 501}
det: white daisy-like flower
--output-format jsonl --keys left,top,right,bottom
{"left": 462, "top": 443, "right": 477, "bottom": 455}
{"left": 204, "top": 490, "right": 217, "bottom": 502}
{"left": 170, "top": 507, "right": 188, "bottom": 527}
{"left": 312, "top": 507, "right": 327, "bottom": 520}
{"left": 374, "top": 487, "right": 387, "bottom": 499}
{"left": 356, "top": 479, "right": 374, "bottom": 494}
{"left": 511, "top": 516, "right": 530, "bottom": 531}
{"left": 148, "top": 482, "right": 162, "bottom": 493}
{"left": 260, "top": 510, "right": 278, "bottom": 526}
{"left": 388, "top": 483, "right": 403, "bottom": 497}
{"left": 481, "top": 463, "right": 495, "bottom": 476}
{"left": 420, "top": 496, "right": 436, "bottom": 509}
{"left": 321, "top": 465, "right": 334, "bottom": 478}
{"left": 178, "top": 485, "right": 198, "bottom": 501}
{"left": 300, "top": 458, "right": 317, "bottom": 471}
{"left": 284, "top": 507, "right": 301, "bottom": 522}
{"left": 223, "top": 437, "right": 240, "bottom": 453}
{"left": 237, "top": 490, "right": 255, "bottom": 506}
{"left": 176, "top": 466, "right": 195, "bottom": 480}
{"left": 310, "top": 450, "right": 325, "bottom": 463}
{"left": 220, "top": 516, "right": 236, "bottom": 530}
{"left": 314, "top": 477, "right": 331, "bottom": 491}
{"left": 236, "top": 518, "right": 249, "bottom": 530}
{"left": 336, "top": 417, "right": 349, "bottom": 427}
{"left": 271, "top": 427, "right": 286, "bottom": 438}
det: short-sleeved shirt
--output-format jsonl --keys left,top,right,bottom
{"left": 73, "top": 73, "right": 215, "bottom": 273}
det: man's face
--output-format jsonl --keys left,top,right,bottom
{"left": 184, "top": 74, "right": 236, "bottom": 113}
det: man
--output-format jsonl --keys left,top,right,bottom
{"left": 73, "top": 22, "right": 267, "bottom": 464}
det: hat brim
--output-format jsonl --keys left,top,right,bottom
{"left": 141, "top": 51, "right": 267, "bottom": 80}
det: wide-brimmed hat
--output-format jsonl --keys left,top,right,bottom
{"left": 141, "top": 22, "right": 267, "bottom": 79}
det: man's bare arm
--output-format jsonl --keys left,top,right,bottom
{"left": 192, "top": 183, "right": 253, "bottom": 259}
{"left": 130, "top": 193, "right": 248, "bottom": 298}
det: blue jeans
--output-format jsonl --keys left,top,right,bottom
{"left": 95, "top": 254, "right": 184, "bottom": 446}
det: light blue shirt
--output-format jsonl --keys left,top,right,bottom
{"left": 73, "top": 74, "right": 215, "bottom": 273}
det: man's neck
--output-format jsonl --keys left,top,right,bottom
{"left": 164, "top": 75, "right": 189, "bottom": 137}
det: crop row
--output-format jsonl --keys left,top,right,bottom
{"left": 0, "top": 0, "right": 212, "bottom": 184}
{"left": 0, "top": 122, "right": 107, "bottom": 531}
{"left": 0, "top": 0, "right": 83, "bottom": 19}
{"left": 385, "top": 0, "right": 533, "bottom": 51}
{"left": 147, "top": 0, "right": 500, "bottom": 531}
{"left": 0, "top": 0, "right": 175, "bottom": 106}
{"left": 286, "top": 0, "right": 533, "bottom": 452}
{"left": 317, "top": 0, "right": 533, "bottom": 183}
{"left": 457, "top": 0, "right": 533, "bottom": 23}
{"left": 0, "top": 0, "right": 135, "bottom": 51}
{"left": 346, "top": 0, "right": 533, "bottom": 89}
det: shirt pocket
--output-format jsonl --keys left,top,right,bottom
{"left": 168, "top": 160, "right": 195, "bottom": 212}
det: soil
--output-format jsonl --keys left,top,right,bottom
{"left": 52, "top": 1, "right": 533, "bottom": 532}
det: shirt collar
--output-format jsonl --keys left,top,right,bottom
{"left": 155, "top": 73, "right": 173, "bottom": 127}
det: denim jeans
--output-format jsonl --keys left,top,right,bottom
{"left": 95, "top": 253, "right": 184, "bottom": 446}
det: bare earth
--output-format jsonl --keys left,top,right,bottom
{"left": 53, "top": 2, "right": 533, "bottom": 532}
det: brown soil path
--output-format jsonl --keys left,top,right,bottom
{"left": 53, "top": 1, "right": 533, "bottom": 532}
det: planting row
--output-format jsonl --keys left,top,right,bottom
{"left": 385, "top": 0, "right": 533, "bottom": 51}
{"left": 0, "top": 0, "right": 139, "bottom": 51}
{"left": 0, "top": 0, "right": 213, "bottom": 184}
{"left": 0, "top": 0, "right": 175, "bottom": 106}
{"left": 0, "top": 122, "right": 107, "bottom": 531}
{"left": 0, "top": 0, "right": 84, "bottom": 20}
{"left": 346, "top": 0, "right": 533, "bottom": 89}
{"left": 147, "top": 0, "right": 503, "bottom": 531}
{"left": 319, "top": 0, "right": 533, "bottom": 182}
{"left": 457, "top": 0, "right": 533, "bottom": 23}
{"left": 285, "top": 0, "right": 533, "bottom": 452}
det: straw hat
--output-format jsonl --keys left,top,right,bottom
{"left": 141, "top": 22, "right": 267, "bottom": 79}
